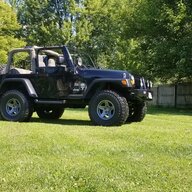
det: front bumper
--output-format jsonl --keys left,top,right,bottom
{"left": 131, "top": 89, "right": 153, "bottom": 101}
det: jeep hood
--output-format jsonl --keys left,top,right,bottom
{"left": 79, "top": 68, "right": 132, "bottom": 79}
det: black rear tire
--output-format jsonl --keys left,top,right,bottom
{"left": 36, "top": 107, "right": 64, "bottom": 119}
{"left": 88, "top": 90, "right": 129, "bottom": 126}
{"left": 126, "top": 101, "right": 147, "bottom": 122}
{"left": 0, "top": 90, "right": 33, "bottom": 122}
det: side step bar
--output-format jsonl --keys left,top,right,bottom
{"left": 34, "top": 99, "right": 66, "bottom": 104}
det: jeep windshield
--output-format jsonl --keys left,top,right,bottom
{"left": 71, "top": 53, "right": 98, "bottom": 69}
{"left": 37, "top": 46, "right": 98, "bottom": 69}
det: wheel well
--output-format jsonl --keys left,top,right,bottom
{"left": 0, "top": 82, "right": 29, "bottom": 97}
{"left": 86, "top": 82, "right": 128, "bottom": 100}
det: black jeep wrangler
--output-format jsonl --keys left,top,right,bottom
{"left": 0, "top": 46, "right": 152, "bottom": 126}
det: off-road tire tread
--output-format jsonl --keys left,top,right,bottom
{"left": 127, "top": 102, "right": 147, "bottom": 122}
{"left": 88, "top": 90, "right": 129, "bottom": 126}
{"left": 0, "top": 90, "right": 33, "bottom": 122}
{"left": 36, "top": 107, "right": 64, "bottom": 119}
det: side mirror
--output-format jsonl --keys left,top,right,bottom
{"left": 77, "top": 57, "right": 83, "bottom": 66}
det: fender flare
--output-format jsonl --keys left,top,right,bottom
{"left": 84, "top": 78, "right": 129, "bottom": 98}
{"left": 0, "top": 78, "right": 38, "bottom": 97}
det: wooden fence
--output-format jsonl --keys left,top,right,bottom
{"left": 150, "top": 83, "right": 192, "bottom": 108}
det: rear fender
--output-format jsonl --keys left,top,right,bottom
{"left": 0, "top": 78, "right": 37, "bottom": 97}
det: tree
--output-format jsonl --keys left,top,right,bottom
{"left": 10, "top": 0, "right": 93, "bottom": 47}
{"left": 0, "top": 0, "right": 25, "bottom": 64}
{"left": 121, "top": 0, "right": 192, "bottom": 82}
{"left": 82, "top": 0, "right": 192, "bottom": 83}
{"left": 6, "top": 0, "right": 192, "bottom": 83}
{"left": 80, "top": 0, "right": 128, "bottom": 66}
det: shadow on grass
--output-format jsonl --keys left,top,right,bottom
{"left": 31, "top": 117, "right": 93, "bottom": 126}
{"left": 148, "top": 106, "right": 192, "bottom": 116}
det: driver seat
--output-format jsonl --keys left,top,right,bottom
{"left": 47, "top": 58, "right": 56, "bottom": 67}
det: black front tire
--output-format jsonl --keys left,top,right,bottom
{"left": 88, "top": 90, "right": 129, "bottom": 126}
{"left": 126, "top": 101, "right": 147, "bottom": 122}
{"left": 0, "top": 90, "right": 33, "bottom": 122}
{"left": 36, "top": 107, "right": 64, "bottom": 119}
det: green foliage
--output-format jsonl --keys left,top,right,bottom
{"left": 121, "top": 0, "right": 192, "bottom": 82}
{"left": 81, "top": 0, "right": 192, "bottom": 82}
{"left": 5, "top": 0, "right": 192, "bottom": 83}
{"left": 14, "top": 0, "right": 93, "bottom": 47}
{"left": 0, "top": 108, "right": 192, "bottom": 191}
{"left": 0, "top": 0, "right": 25, "bottom": 64}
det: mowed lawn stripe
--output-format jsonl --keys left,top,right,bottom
{"left": 0, "top": 107, "right": 191, "bottom": 192}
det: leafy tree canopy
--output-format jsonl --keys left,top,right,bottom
{"left": 123, "top": 0, "right": 192, "bottom": 83}
{"left": 82, "top": 0, "right": 192, "bottom": 83}
{"left": 5, "top": 0, "right": 192, "bottom": 83}
{"left": 0, "top": 0, "right": 25, "bottom": 64}
{"left": 7, "top": 0, "right": 93, "bottom": 47}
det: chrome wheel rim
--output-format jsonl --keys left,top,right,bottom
{"left": 97, "top": 100, "right": 115, "bottom": 120}
{"left": 6, "top": 98, "right": 21, "bottom": 117}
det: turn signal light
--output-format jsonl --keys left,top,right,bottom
{"left": 121, "top": 79, "right": 128, "bottom": 86}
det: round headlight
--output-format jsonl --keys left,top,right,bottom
{"left": 130, "top": 75, "right": 135, "bottom": 86}
{"left": 150, "top": 81, "right": 153, "bottom": 88}
{"left": 140, "top": 78, "right": 144, "bottom": 88}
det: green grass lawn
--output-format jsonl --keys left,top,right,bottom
{"left": 0, "top": 107, "right": 191, "bottom": 192}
